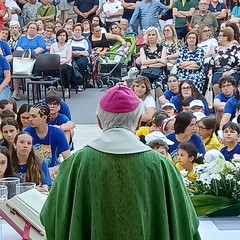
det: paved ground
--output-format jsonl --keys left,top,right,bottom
{"left": 17, "top": 88, "right": 105, "bottom": 124}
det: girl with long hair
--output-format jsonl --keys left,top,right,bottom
{"left": 16, "top": 103, "right": 32, "bottom": 131}
{"left": 11, "top": 132, "right": 51, "bottom": 191}
{"left": 0, "top": 117, "right": 19, "bottom": 149}
{"left": 0, "top": 146, "right": 14, "bottom": 178}
{"left": 197, "top": 117, "right": 223, "bottom": 151}
{"left": 170, "top": 80, "right": 209, "bottom": 115}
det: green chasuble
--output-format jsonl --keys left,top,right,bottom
{"left": 40, "top": 146, "right": 201, "bottom": 240}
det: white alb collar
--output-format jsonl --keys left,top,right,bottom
{"left": 88, "top": 128, "right": 151, "bottom": 154}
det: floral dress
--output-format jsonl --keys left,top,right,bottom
{"left": 212, "top": 44, "right": 240, "bottom": 73}
{"left": 176, "top": 45, "right": 205, "bottom": 93}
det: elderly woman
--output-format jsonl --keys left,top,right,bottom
{"left": 176, "top": 31, "right": 205, "bottom": 93}
{"left": 131, "top": 76, "right": 156, "bottom": 125}
{"left": 140, "top": 26, "right": 167, "bottom": 97}
{"left": 13, "top": 21, "right": 46, "bottom": 100}
{"left": 211, "top": 28, "right": 240, "bottom": 96}
{"left": 42, "top": 22, "right": 56, "bottom": 53}
{"left": 70, "top": 23, "right": 91, "bottom": 91}
{"left": 197, "top": 24, "right": 218, "bottom": 65}
{"left": 15, "top": 22, "right": 46, "bottom": 53}
{"left": 167, "top": 111, "right": 206, "bottom": 162}
{"left": 50, "top": 29, "right": 72, "bottom": 98}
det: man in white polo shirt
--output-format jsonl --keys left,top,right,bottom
{"left": 103, "top": 0, "right": 123, "bottom": 30}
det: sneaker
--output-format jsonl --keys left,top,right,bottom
{"left": 64, "top": 89, "right": 69, "bottom": 98}
{"left": 12, "top": 91, "right": 20, "bottom": 100}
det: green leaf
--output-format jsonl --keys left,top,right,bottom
{"left": 191, "top": 195, "right": 237, "bottom": 216}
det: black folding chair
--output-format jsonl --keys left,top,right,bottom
{"left": 26, "top": 54, "right": 65, "bottom": 103}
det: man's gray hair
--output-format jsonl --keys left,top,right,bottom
{"left": 97, "top": 101, "right": 143, "bottom": 133}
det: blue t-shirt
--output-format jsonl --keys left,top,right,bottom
{"left": 170, "top": 94, "right": 210, "bottom": 115}
{"left": 221, "top": 144, "right": 240, "bottom": 161}
{"left": 16, "top": 35, "right": 46, "bottom": 51}
{"left": 40, "top": 99, "right": 71, "bottom": 120}
{"left": 0, "top": 55, "right": 10, "bottom": 84}
{"left": 18, "top": 161, "right": 52, "bottom": 186}
{"left": 24, "top": 125, "right": 69, "bottom": 167}
{"left": 232, "top": 6, "right": 240, "bottom": 18}
{"left": 163, "top": 90, "right": 178, "bottom": 102}
{"left": 0, "top": 40, "right": 12, "bottom": 57}
{"left": 223, "top": 96, "right": 239, "bottom": 120}
{"left": 59, "top": 100, "right": 71, "bottom": 120}
{"left": 214, "top": 93, "right": 232, "bottom": 103}
{"left": 48, "top": 113, "right": 70, "bottom": 126}
{"left": 167, "top": 132, "right": 206, "bottom": 162}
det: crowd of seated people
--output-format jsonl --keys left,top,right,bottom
{"left": 0, "top": 0, "right": 239, "bottom": 190}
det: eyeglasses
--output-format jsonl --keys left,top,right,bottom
{"left": 181, "top": 86, "right": 191, "bottom": 91}
{"left": 47, "top": 101, "right": 59, "bottom": 107}
{"left": 197, "top": 126, "right": 207, "bottom": 131}
{"left": 221, "top": 83, "right": 232, "bottom": 88}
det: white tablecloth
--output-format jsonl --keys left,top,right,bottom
{"left": 2, "top": 218, "right": 240, "bottom": 240}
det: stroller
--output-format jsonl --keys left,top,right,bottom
{"left": 96, "top": 35, "right": 136, "bottom": 88}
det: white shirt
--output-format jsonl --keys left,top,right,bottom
{"left": 198, "top": 38, "right": 218, "bottom": 64}
{"left": 142, "top": 95, "right": 156, "bottom": 114}
{"left": 5, "top": 0, "right": 21, "bottom": 21}
{"left": 103, "top": 0, "right": 123, "bottom": 22}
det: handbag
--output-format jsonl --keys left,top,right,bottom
{"left": 13, "top": 50, "right": 36, "bottom": 75}
{"left": 141, "top": 67, "right": 163, "bottom": 83}
{"left": 72, "top": 61, "right": 83, "bottom": 83}
{"left": 205, "top": 76, "right": 213, "bottom": 109}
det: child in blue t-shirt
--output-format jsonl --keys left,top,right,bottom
{"left": 221, "top": 122, "right": 240, "bottom": 161}
{"left": 12, "top": 132, "right": 52, "bottom": 191}
{"left": 159, "top": 74, "right": 179, "bottom": 105}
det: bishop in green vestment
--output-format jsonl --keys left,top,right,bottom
{"left": 40, "top": 84, "right": 201, "bottom": 240}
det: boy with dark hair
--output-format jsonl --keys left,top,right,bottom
{"left": 214, "top": 76, "right": 236, "bottom": 125}
{"left": 45, "top": 92, "right": 75, "bottom": 144}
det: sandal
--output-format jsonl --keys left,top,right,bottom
{"left": 77, "top": 86, "right": 83, "bottom": 92}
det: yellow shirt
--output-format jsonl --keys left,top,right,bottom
{"left": 176, "top": 162, "right": 198, "bottom": 182}
{"left": 203, "top": 133, "right": 223, "bottom": 152}
{"left": 136, "top": 126, "right": 150, "bottom": 137}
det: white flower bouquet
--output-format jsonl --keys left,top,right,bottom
{"left": 184, "top": 155, "right": 240, "bottom": 217}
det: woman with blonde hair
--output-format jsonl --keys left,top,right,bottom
{"left": 131, "top": 76, "right": 156, "bottom": 125}
{"left": 197, "top": 24, "right": 218, "bottom": 65}
{"left": 140, "top": 27, "right": 167, "bottom": 98}
{"left": 162, "top": 24, "right": 180, "bottom": 71}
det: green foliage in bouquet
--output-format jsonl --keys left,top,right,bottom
{"left": 182, "top": 156, "right": 240, "bottom": 217}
